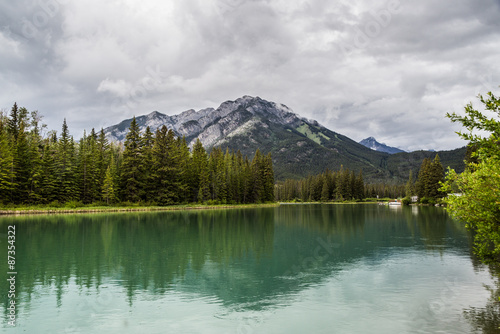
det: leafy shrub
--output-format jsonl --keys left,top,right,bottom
{"left": 64, "top": 200, "right": 84, "bottom": 209}
{"left": 48, "top": 201, "right": 62, "bottom": 208}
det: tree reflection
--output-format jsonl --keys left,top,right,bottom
{"left": 464, "top": 260, "right": 500, "bottom": 333}
{"left": 0, "top": 204, "right": 480, "bottom": 322}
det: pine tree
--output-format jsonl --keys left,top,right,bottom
{"left": 78, "top": 131, "right": 90, "bottom": 203}
{"left": 191, "top": 139, "right": 209, "bottom": 202}
{"left": 321, "top": 176, "right": 330, "bottom": 202}
{"left": 152, "top": 126, "right": 181, "bottom": 205}
{"left": 250, "top": 149, "right": 263, "bottom": 202}
{"left": 141, "top": 126, "right": 154, "bottom": 202}
{"left": 39, "top": 138, "right": 59, "bottom": 203}
{"left": 56, "top": 120, "right": 78, "bottom": 202}
{"left": 405, "top": 170, "right": 415, "bottom": 197}
{"left": 102, "top": 155, "right": 118, "bottom": 204}
{"left": 13, "top": 119, "right": 32, "bottom": 203}
{"left": 355, "top": 171, "right": 365, "bottom": 200}
{"left": 416, "top": 158, "right": 432, "bottom": 200}
{"left": 120, "top": 117, "right": 143, "bottom": 202}
{"left": 96, "top": 129, "right": 110, "bottom": 199}
{"left": 262, "top": 153, "right": 274, "bottom": 202}
{"left": 241, "top": 156, "right": 252, "bottom": 203}
{"left": 340, "top": 167, "right": 351, "bottom": 200}
{"left": 0, "top": 126, "right": 14, "bottom": 203}
{"left": 88, "top": 129, "right": 101, "bottom": 201}
{"left": 177, "top": 136, "right": 191, "bottom": 203}
{"left": 428, "top": 154, "right": 445, "bottom": 199}
{"left": 235, "top": 150, "right": 245, "bottom": 203}
{"left": 208, "top": 147, "right": 226, "bottom": 202}
{"left": 7, "top": 103, "right": 19, "bottom": 142}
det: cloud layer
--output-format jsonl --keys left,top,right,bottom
{"left": 1, "top": 0, "right": 499, "bottom": 151}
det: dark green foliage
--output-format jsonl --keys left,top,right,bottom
{"left": 212, "top": 116, "right": 465, "bottom": 184}
{"left": 102, "top": 154, "right": 118, "bottom": 204}
{"left": 121, "top": 117, "right": 143, "bottom": 202}
{"left": 191, "top": 139, "right": 210, "bottom": 202}
{"left": 151, "top": 126, "right": 182, "bottom": 205}
{"left": 416, "top": 154, "right": 445, "bottom": 201}
{"left": 0, "top": 117, "right": 14, "bottom": 203}
{"left": 0, "top": 104, "right": 275, "bottom": 206}
{"left": 39, "top": 135, "right": 59, "bottom": 203}
{"left": 141, "top": 126, "right": 155, "bottom": 202}
{"left": 275, "top": 167, "right": 365, "bottom": 202}
{"left": 56, "top": 119, "right": 79, "bottom": 202}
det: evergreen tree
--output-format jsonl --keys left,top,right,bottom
{"left": 241, "top": 156, "right": 252, "bottom": 203}
{"left": 12, "top": 119, "right": 32, "bottom": 202}
{"left": 120, "top": 117, "right": 143, "bottom": 202}
{"left": 151, "top": 126, "right": 181, "bottom": 205}
{"left": 141, "top": 126, "right": 154, "bottom": 202}
{"left": 429, "top": 154, "right": 445, "bottom": 199}
{"left": 191, "top": 139, "right": 210, "bottom": 202}
{"left": 177, "top": 136, "right": 191, "bottom": 203}
{"left": 355, "top": 171, "right": 365, "bottom": 200}
{"left": 262, "top": 153, "right": 275, "bottom": 202}
{"left": 320, "top": 176, "right": 330, "bottom": 202}
{"left": 56, "top": 120, "right": 79, "bottom": 202}
{"left": 39, "top": 138, "right": 59, "bottom": 203}
{"left": 0, "top": 126, "right": 14, "bottom": 203}
{"left": 235, "top": 150, "right": 246, "bottom": 203}
{"left": 250, "top": 149, "right": 263, "bottom": 202}
{"left": 96, "top": 129, "right": 110, "bottom": 198}
{"left": 102, "top": 155, "right": 118, "bottom": 204}
{"left": 405, "top": 170, "right": 415, "bottom": 197}
{"left": 26, "top": 111, "right": 45, "bottom": 204}
{"left": 416, "top": 155, "right": 444, "bottom": 201}
{"left": 416, "top": 158, "right": 432, "bottom": 200}
{"left": 7, "top": 102, "right": 19, "bottom": 142}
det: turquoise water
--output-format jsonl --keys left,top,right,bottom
{"left": 0, "top": 204, "right": 497, "bottom": 333}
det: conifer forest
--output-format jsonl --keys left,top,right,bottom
{"left": 0, "top": 103, "right": 274, "bottom": 206}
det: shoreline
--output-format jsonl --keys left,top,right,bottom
{"left": 0, "top": 203, "right": 280, "bottom": 216}
{"left": 0, "top": 201, "right": 430, "bottom": 216}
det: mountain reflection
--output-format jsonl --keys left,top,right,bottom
{"left": 0, "top": 205, "right": 475, "bottom": 316}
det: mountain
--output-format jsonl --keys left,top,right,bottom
{"left": 104, "top": 96, "right": 465, "bottom": 182}
{"left": 359, "top": 137, "right": 405, "bottom": 154}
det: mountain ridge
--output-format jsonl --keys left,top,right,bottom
{"left": 359, "top": 137, "right": 406, "bottom": 154}
{"left": 104, "top": 96, "right": 466, "bottom": 182}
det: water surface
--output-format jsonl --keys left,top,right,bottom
{"left": 0, "top": 204, "right": 497, "bottom": 333}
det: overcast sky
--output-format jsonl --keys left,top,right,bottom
{"left": 1, "top": 0, "right": 499, "bottom": 151}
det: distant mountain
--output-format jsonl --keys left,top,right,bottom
{"left": 359, "top": 137, "right": 405, "bottom": 154}
{"left": 104, "top": 96, "right": 465, "bottom": 182}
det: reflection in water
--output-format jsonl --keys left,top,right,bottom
{"left": 0, "top": 204, "right": 497, "bottom": 333}
{"left": 463, "top": 260, "right": 500, "bottom": 334}
{"left": 0, "top": 208, "right": 275, "bottom": 310}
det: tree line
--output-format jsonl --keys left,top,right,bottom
{"left": 413, "top": 154, "right": 445, "bottom": 202}
{"left": 0, "top": 103, "right": 274, "bottom": 206}
{"left": 275, "top": 154, "right": 446, "bottom": 203}
{"left": 275, "top": 167, "right": 365, "bottom": 202}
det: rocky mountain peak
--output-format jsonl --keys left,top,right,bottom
{"left": 103, "top": 96, "right": 303, "bottom": 147}
{"left": 359, "top": 137, "right": 405, "bottom": 154}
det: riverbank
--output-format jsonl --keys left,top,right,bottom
{"left": 279, "top": 201, "right": 378, "bottom": 205}
{"left": 0, "top": 203, "right": 280, "bottom": 216}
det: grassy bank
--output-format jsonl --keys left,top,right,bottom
{"left": 0, "top": 203, "right": 280, "bottom": 216}
{"left": 278, "top": 198, "right": 385, "bottom": 205}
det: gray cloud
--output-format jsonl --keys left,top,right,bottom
{"left": 0, "top": 0, "right": 499, "bottom": 151}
